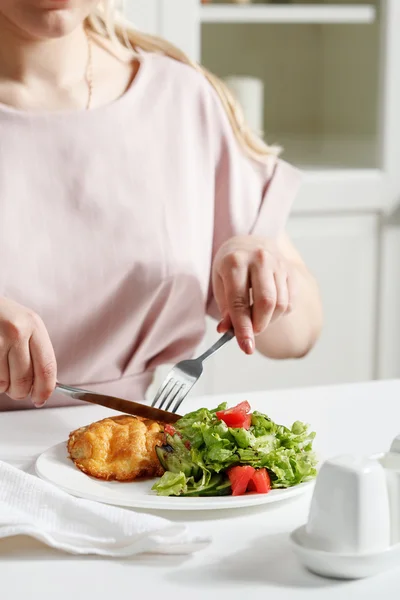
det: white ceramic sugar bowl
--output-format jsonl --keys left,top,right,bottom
{"left": 290, "top": 453, "right": 400, "bottom": 579}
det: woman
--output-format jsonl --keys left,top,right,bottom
{"left": 0, "top": 1, "right": 322, "bottom": 411}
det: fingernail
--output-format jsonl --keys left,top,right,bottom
{"left": 33, "top": 401, "right": 44, "bottom": 409}
{"left": 242, "top": 339, "right": 254, "bottom": 355}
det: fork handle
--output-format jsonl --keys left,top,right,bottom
{"left": 197, "top": 329, "right": 235, "bottom": 363}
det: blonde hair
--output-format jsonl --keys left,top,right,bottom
{"left": 86, "top": 1, "right": 279, "bottom": 162}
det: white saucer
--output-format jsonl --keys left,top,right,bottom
{"left": 290, "top": 525, "right": 400, "bottom": 580}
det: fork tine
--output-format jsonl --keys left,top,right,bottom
{"left": 165, "top": 383, "right": 186, "bottom": 412}
{"left": 157, "top": 380, "right": 180, "bottom": 411}
{"left": 171, "top": 387, "right": 191, "bottom": 414}
{"left": 151, "top": 376, "right": 173, "bottom": 408}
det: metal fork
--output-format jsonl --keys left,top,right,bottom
{"left": 151, "top": 329, "right": 234, "bottom": 413}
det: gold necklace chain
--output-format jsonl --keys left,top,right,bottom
{"left": 85, "top": 31, "right": 93, "bottom": 110}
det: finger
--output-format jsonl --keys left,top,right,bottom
{"left": 7, "top": 342, "right": 33, "bottom": 400}
{"left": 272, "top": 271, "right": 289, "bottom": 322}
{"left": 222, "top": 266, "right": 254, "bottom": 354}
{"left": 250, "top": 266, "right": 277, "bottom": 335}
{"left": 0, "top": 337, "right": 10, "bottom": 394}
{"left": 213, "top": 274, "right": 234, "bottom": 333}
{"left": 217, "top": 314, "right": 232, "bottom": 334}
{"left": 30, "top": 328, "right": 57, "bottom": 407}
{"left": 286, "top": 270, "right": 299, "bottom": 313}
{"left": 213, "top": 274, "right": 231, "bottom": 333}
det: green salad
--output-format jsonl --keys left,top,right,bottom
{"left": 152, "top": 401, "right": 317, "bottom": 497}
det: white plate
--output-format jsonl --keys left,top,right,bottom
{"left": 35, "top": 442, "right": 314, "bottom": 511}
{"left": 290, "top": 525, "right": 400, "bottom": 580}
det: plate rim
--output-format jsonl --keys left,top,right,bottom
{"left": 35, "top": 441, "right": 314, "bottom": 511}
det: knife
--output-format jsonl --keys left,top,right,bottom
{"left": 56, "top": 383, "right": 182, "bottom": 424}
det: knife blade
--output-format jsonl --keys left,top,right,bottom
{"left": 56, "top": 384, "right": 182, "bottom": 424}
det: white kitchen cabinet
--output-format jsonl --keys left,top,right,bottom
{"left": 128, "top": 1, "right": 400, "bottom": 394}
{"left": 377, "top": 209, "right": 400, "bottom": 380}
{"left": 154, "top": 0, "right": 399, "bottom": 206}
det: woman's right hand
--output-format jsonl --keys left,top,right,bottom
{"left": 0, "top": 297, "right": 57, "bottom": 407}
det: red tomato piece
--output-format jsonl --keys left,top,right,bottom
{"left": 228, "top": 465, "right": 256, "bottom": 496}
{"left": 231, "top": 401, "right": 251, "bottom": 414}
{"left": 241, "top": 414, "right": 252, "bottom": 430}
{"left": 247, "top": 478, "right": 257, "bottom": 492}
{"left": 216, "top": 401, "right": 252, "bottom": 429}
{"left": 164, "top": 424, "right": 176, "bottom": 436}
{"left": 250, "top": 469, "right": 271, "bottom": 494}
{"left": 184, "top": 440, "right": 191, "bottom": 450}
{"left": 217, "top": 412, "right": 249, "bottom": 429}
{"left": 216, "top": 401, "right": 250, "bottom": 418}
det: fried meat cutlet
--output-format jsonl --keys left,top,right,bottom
{"left": 67, "top": 415, "right": 165, "bottom": 481}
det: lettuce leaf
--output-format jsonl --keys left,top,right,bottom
{"left": 152, "top": 471, "right": 187, "bottom": 496}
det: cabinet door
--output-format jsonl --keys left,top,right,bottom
{"left": 377, "top": 210, "right": 400, "bottom": 379}
{"left": 125, "top": 0, "right": 159, "bottom": 35}
{"left": 199, "top": 215, "right": 379, "bottom": 395}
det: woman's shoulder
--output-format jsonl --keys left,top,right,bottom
{"left": 142, "top": 52, "right": 281, "bottom": 174}
{"left": 145, "top": 52, "right": 207, "bottom": 85}
{"left": 143, "top": 52, "right": 220, "bottom": 111}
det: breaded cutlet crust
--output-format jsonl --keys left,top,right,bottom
{"left": 67, "top": 415, "right": 164, "bottom": 481}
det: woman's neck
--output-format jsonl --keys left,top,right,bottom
{"left": 0, "top": 13, "right": 137, "bottom": 111}
{"left": 0, "top": 14, "right": 88, "bottom": 88}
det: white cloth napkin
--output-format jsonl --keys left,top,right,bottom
{"left": 0, "top": 460, "right": 210, "bottom": 557}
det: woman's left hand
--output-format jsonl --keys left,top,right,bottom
{"left": 212, "top": 235, "right": 299, "bottom": 355}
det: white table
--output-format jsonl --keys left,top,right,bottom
{"left": 2, "top": 379, "right": 400, "bottom": 599}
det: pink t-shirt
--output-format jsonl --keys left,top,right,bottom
{"left": 0, "top": 53, "right": 302, "bottom": 410}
